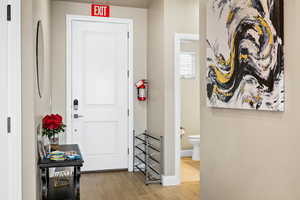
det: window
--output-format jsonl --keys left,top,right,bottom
{"left": 180, "top": 52, "right": 196, "bottom": 79}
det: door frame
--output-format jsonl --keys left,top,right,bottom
{"left": 66, "top": 15, "right": 134, "bottom": 172}
{"left": 174, "top": 33, "right": 199, "bottom": 184}
{"left": 7, "top": 0, "right": 22, "bottom": 199}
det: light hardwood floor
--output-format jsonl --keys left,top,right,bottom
{"left": 181, "top": 157, "right": 200, "bottom": 183}
{"left": 81, "top": 159, "right": 200, "bottom": 200}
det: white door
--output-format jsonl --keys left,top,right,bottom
{"left": 70, "top": 20, "right": 129, "bottom": 171}
{"left": 0, "top": 1, "right": 10, "bottom": 199}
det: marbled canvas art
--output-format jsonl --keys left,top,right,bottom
{"left": 206, "top": 0, "right": 284, "bottom": 111}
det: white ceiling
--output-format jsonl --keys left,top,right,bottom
{"left": 51, "top": 0, "right": 151, "bottom": 8}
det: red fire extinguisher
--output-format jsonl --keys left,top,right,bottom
{"left": 136, "top": 80, "right": 148, "bottom": 101}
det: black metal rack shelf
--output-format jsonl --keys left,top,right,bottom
{"left": 133, "top": 130, "right": 164, "bottom": 185}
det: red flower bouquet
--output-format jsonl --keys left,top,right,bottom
{"left": 42, "top": 114, "right": 66, "bottom": 139}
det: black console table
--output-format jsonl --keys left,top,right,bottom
{"left": 38, "top": 144, "right": 84, "bottom": 200}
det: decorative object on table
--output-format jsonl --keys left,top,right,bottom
{"left": 37, "top": 140, "right": 47, "bottom": 160}
{"left": 42, "top": 114, "right": 66, "bottom": 151}
{"left": 206, "top": 0, "right": 284, "bottom": 111}
{"left": 65, "top": 151, "right": 81, "bottom": 160}
{"left": 47, "top": 151, "right": 66, "bottom": 161}
{"left": 47, "top": 150, "right": 81, "bottom": 161}
{"left": 53, "top": 170, "right": 72, "bottom": 188}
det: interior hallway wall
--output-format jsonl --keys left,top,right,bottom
{"left": 21, "top": 0, "right": 36, "bottom": 199}
{"left": 33, "top": 0, "right": 52, "bottom": 121}
{"left": 22, "top": 0, "right": 52, "bottom": 199}
{"left": 164, "top": 0, "right": 199, "bottom": 175}
{"left": 33, "top": 0, "right": 53, "bottom": 199}
{"left": 200, "top": 0, "right": 300, "bottom": 199}
{"left": 147, "top": 0, "right": 199, "bottom": 176}
{"left": 147, "top": 0, "right": 165, "bottom": 137}
{"left": 51, "top": 1, "right": 148, "bottom": 137}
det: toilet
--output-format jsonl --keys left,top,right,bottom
{"left": 187, "top": 135, "right": 200, "bottom": 161}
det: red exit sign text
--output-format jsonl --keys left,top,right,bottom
{"left": 91, "top": 4, "right": 110, "bottom": 17}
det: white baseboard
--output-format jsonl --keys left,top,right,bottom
{"left": 181, "top": 149, "right": 193, "bottom": 157}
{"left": 162, "top": 175, "right": 180, "bottom": 186}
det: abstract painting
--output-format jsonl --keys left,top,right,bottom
{"left": 206, "top": 0, "right": 284, "bottom": 111}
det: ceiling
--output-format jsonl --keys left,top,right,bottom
{"left": 52, "top": 0, "right": 151, "bottom": 8}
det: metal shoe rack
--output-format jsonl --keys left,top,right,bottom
{"left": 133, "top": 130, "right": 164, "bottom": 185}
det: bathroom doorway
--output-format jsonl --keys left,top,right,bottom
{"left": 174, "top": 33, "right": 200, "bottom": 184}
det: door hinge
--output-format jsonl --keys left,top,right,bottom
{"left": 127, "top": 70, "right": 130, "bottom": 78}
{"left": 127, "top": 32, "right": 130, "bottom": 39}
{"left": 127, "top": 109, "right": 130, "bottom": 116}
{"left": 128, "top": 148, "right": 130, "bottom": 155}
{"left": 7, "top": 117, "right": 11, "bottom": 134}
{"left": 7, "top": 4, "right": 11, "bottom": 21}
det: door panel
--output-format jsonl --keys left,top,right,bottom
{"left": 83, "top": 122, "right": 118, "bottom": 155}
{"left": 71, "top": 20, "right": 129, "bottom": 171}
{"left": 83, "top": 32, "right": 117, "bottom": 105}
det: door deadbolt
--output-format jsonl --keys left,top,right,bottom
{"left": 73, "top": 99, "right": 79, "bottom": 110}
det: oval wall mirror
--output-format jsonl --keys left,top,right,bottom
{"left": 36, "top": 20, "right": 45, "bottom": 98}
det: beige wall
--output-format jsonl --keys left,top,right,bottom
{"left": 180, "top": 40, "right": 200, "bottom": 150}
{"left": 33, "top": 0, "right": 52, "bottom": 199}
{"left": 21, "top": 0, "right": 36, "bottom": 199}
{"left": 200, "top": 0, "right": 300, "bottom": 199}
{"left": 147, "top": 0, "right": 199, "bottom": 175}
{"left": 147, "top": 0, "right": 165, "bottom": 138}
{"left": 22, "top": 0, "right": 52, "bottom": 199}
{"left": 33, "top": 0, "right": 53, "bottom": 128}
{"left": 51, "top": 1, "right": 148, "bottom": 136}
{"left": 53, "top": 0, "right": 150, "bottom": 8}
{"left": 163, "top": 0, "right": 199, "bottom": 174}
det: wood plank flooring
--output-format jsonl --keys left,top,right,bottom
{"left": 81, "top": 159, "right": 200, "bottom": 200}
{"left": 181, "top": 157, "right": 200, "bottom": 183}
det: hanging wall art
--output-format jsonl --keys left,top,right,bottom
{"left": 206, "top": 0, "right": 284, "bottom": 111}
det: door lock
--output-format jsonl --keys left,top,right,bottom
{"left": 73, "top": 99, "right": 79, "bottom": 111}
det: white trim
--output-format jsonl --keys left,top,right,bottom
{"left": 8, "top": 0, "right": 22, "bottom": 199}
{"left": 174, "top": 33, "right": 199, "bottom": 185}
{"left": 181, "top": 149, "right": 193, "bottom": 157}
{"left": 162, "top": 175, "right": 181, "bottom": 186}
{"left": 127, "top": 18, "right": 134, "bottom": 172}
{"left": 4, "top": 0, "right": 22, "bottom": 199}
{"left": 66, "top": 15, "right": 134, "bottom": 172}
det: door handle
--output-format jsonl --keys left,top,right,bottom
{"left": 74, "top": 114, "right": 84, "bottom": 119}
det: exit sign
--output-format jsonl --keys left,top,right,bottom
{"left": 91, "top": 4, "right": 110, "bottom": 17}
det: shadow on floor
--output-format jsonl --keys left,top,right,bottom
{"left": 81, "top": 169, "right": 200, "bottom": 200}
